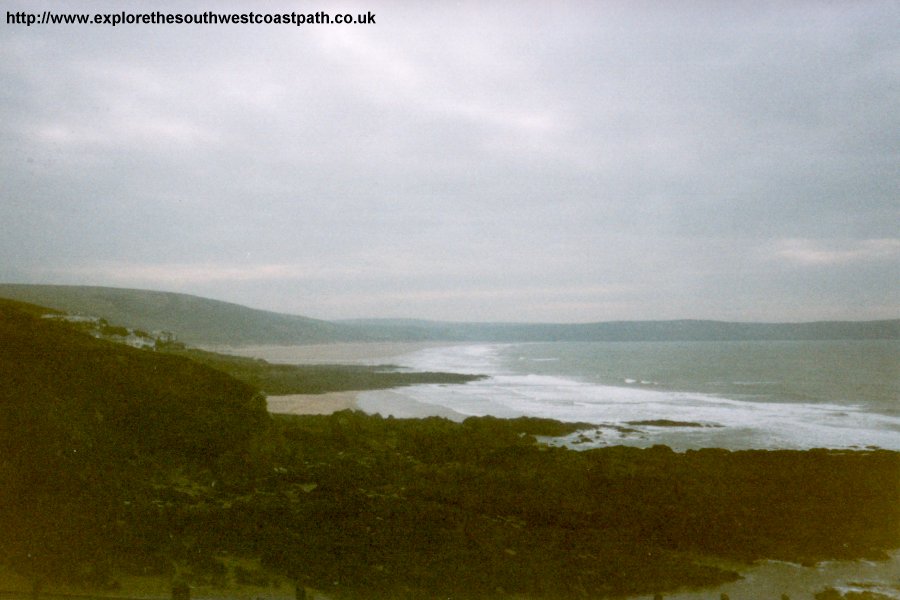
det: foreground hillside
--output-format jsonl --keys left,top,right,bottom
{"left": 0, "top": 299, "right": 897, "bottom": 599}
{"left": 0, "top": 298, "right": 270, "bottom": 585}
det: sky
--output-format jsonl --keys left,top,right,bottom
{"left": 2, "top": 1, "right": 898, "bottom": 322}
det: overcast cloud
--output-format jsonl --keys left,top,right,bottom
{"left": 2, "top": 1, "right": 898, "bottom": 321}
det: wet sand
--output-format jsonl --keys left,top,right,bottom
{"left": 266, "top": 391, "right": 360, "bottom": 415}
{"left": 266, "top": 389, "right": 468, "bottom": 420}
{"left": 356, "top": 388, "right": 468, "bottom": 420}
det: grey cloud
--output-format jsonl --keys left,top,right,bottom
{"left": 1, "top": 1, "right": 897, "bottom": 321}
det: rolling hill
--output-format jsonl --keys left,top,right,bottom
{"left": 0, "top": 284, "right": 366, "bottom": 345}
{"left": 340, "top": 317, "right": 900, "bottom": 341}
{"left": 1, "top": 283, "right": 897, "bottom": 345}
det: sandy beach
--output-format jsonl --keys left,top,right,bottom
{"left": 266, "top": 391, "right": 360, "bottom": 415}
{"left": 266, "top": 388, "right": 467, "bottom": 420}
{"left": 355, "top": 388, "right": 469, "bottom": 420}
{"left": 238, "top": 342, "right": 462, "bottom": 418}
{"left": 223, "top": 342, "right": 469, "bottom": 419}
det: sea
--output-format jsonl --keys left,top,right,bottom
{"left": 356, "top": 340, "right": 900, "bottom": 451}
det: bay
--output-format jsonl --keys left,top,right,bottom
{"left": 358, "top": 340, "right": 900, "bottom": 451}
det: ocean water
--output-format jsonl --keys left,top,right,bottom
{"left": 357, "top": 340, "right": 900, "bottom": 451}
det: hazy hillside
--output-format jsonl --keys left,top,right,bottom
{"left": 0, "top": 284, "right": 368, "bottom": 345}
{"left": 1, "top": 284, "right": 896, "bottom": 345}
{"left": 341, "top": 317, "right": 900, "bottom": 341}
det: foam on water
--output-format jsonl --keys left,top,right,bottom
{"left": 358, "top": 342, "right": 900, "bottom": 451}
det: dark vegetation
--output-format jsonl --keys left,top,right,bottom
{"left": 0, "top": 298, "right": 267, "bottom": 586}
{"left": 1, "top": 298, "right": 898, "bottom": 599}
{"left": 253, "top": 413, "right": 899, "bottom": 598}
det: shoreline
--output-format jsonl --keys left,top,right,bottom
{"left": 357, "top": 388, "right": 470, "bottom": 420}
{"left": 266, "top": 391, "right": 360, "bottom": 415}
{"left": 205, "top": 341, "right": 456, "bottom": 365}
{"left": 622, "top": 550, "right": 900, "bottom": 600}
{"left": 265, "top": 389, "right": 469, "bottom": 420}
{"left": 247, "top": 342, "right": 472, "bottom": 419}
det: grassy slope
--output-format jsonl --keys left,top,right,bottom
{"left": 0, "top": 298, "right": 270, "bottom": 585}
{"left": 0, "top": 298, "right": 268, "bottom": 459}
{"left": 0, "top": 284, "right": 366, "bottom": 345}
